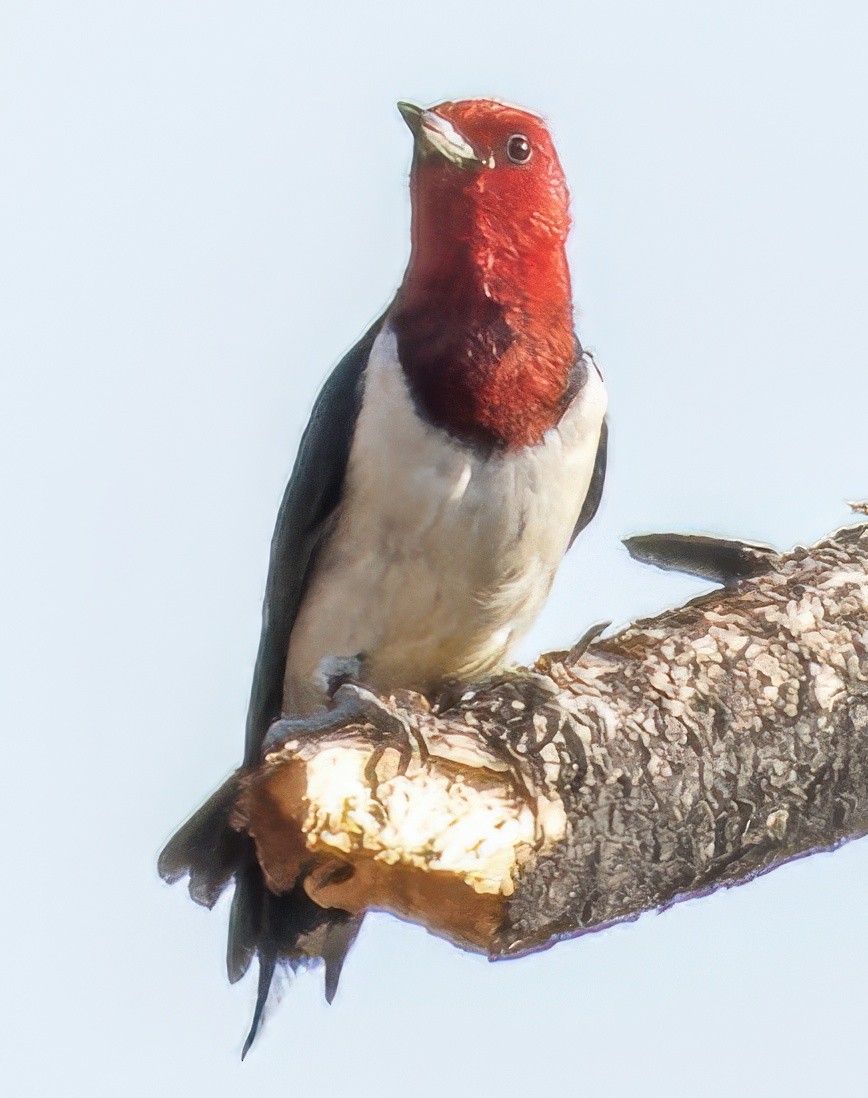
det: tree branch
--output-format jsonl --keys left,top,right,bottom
{"left": 232, "top": 521, "right": 868, "bottom": 960}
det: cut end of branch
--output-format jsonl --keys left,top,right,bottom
{"left": 232, "top": 726, "right": 566, "bottom": 952}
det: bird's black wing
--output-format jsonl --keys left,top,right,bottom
{"left": 242, "top": 315, "right": 384, "bottom": 765}
{"left": 160, "top": 315, "right": 386, "bottom": 1046}
{"left": 569, "top": 417, "right": 607, "bottom": 547}
{"left": 567, "top": 351, "right": 608, "bottom": 548}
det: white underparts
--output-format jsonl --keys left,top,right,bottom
{"left": 284, "top": 323, "right": 608, "bottom": 714}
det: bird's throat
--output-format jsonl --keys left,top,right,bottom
{"left": 393, "top": 240, "right": 577, "bottom": 450}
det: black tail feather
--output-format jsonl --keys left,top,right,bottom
{"left": 158, "top": 774, "right": 247, "bottom": 908}
{"left": 323, "top": 914, "right": 363, "bottom": 1004}
{"left": 241, "top": 945, "right": 277, "bottom": 1060}
{"left": 161, "top": 775, "right": 363, "bottom": 1056}
{"left": 227, "top": 862, "right": 262, "bottom": 984}
{"left": 234, "top": 880, "right": 361, "bottom": 1056}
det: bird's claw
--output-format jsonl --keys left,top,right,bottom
{"left": 332, "top": 683, "right": 411, "bottom": 740}
{"left": 334, "top": 684, "right": 432, "bottom": 786}
{"left": 261, "top": 704, "right": 354, "bottom": 755}
{"left": 262, "top": 682, "right": 429, "bottom": 785}
{"left": 440, "top": 669, "right": 562, "bottom": 817}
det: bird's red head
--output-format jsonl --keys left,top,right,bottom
{"left": 393, "top": 99, "right": 578, "bottom": 449}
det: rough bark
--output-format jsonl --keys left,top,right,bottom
{"left": 233, "top": 521, "right": 868, "bottom": 960}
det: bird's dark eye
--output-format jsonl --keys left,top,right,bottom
{"left": 506, "top": 134, "right": 532, "bottom": 164}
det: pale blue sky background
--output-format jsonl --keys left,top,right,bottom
{"left": 3, "top": 2, "right": 867, "bottom": 1095}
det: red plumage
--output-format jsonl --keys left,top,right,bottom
{"left": 393, "top": 100, "right": 577, "bottom": 448}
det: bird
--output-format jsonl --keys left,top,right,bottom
{"left": 159, "top": 97, "right": 608, "bottom": 1056}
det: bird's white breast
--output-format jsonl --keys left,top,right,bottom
{"left": 283, "top": 325, "right": 607, "bottom": 714}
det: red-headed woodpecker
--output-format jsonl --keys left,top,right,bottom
{"left": 159, "top": 98, "right": 608, "bottom": 1055}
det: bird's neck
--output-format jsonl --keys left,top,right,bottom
{"left": 392, "top": 185, "right": 577, "bottom": 449}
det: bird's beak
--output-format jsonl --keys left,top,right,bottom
{"left": 397, "top": 101, "right": 486, "bottom": 169}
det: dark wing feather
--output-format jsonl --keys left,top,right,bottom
{"left": 242, "top": 315, "right": 384, "bottom": 764}
{"left": 160, "top": 315, "right": 386, "bottom": 1046}
{"left": 562, "top": 350, "right": 607, "bottom": 550}
{"left": 569, "top": 416, "right": 607, "bottom": 547}
{"left": 561, "top": 346, "right": 610, "bottom": 549}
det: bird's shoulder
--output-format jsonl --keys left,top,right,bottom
{"left": 273, "top": 315, "right": 385, "bottom": 537}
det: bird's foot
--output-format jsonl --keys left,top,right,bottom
{"left": 432, "top": 669, "right": 568, "bottom": 814}
{"left": 262, "top": 683, "right": 429, "bottom": 784}
{"left": 432, "top": 666, "right": 559, "bottom": 717}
